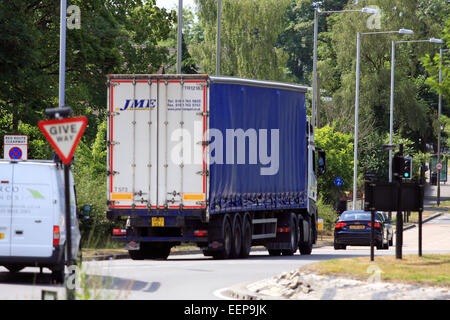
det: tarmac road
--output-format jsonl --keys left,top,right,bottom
{"left": 0, "top": 214, "right": 448, "bottom": 300}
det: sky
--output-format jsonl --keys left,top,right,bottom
{"left": 155, "top": 0, "right": 197, "bottom": 11}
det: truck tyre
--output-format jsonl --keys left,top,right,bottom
{"left": 299, "top": 216, "right": 313, "bottom": 255}
{"left": 212, "top": 215, "right": 232, "bottom": 260}
{"left": 240, "top": 216, "right": 252, "bottom": 258}
{"left": 282, "top": 214, "right": 298, "bottom": 256}
{"left": 129, "top": 248, "right": 144, "bottom": 260}
{"left": 142, "top": 243, "right": 171, "bottom": 260}
{"left": 4, "top": 265, "right": 25, "bottom": 273}
{"left": 230, "top": 215, "right": 242, "bottom": 259}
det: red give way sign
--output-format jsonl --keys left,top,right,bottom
{"left": 38, "top": 117, "right": 87, "bottom": 165}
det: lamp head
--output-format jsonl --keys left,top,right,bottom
{"left": 429, "top": 38, "right": 444, "bottom": 44}
{"left": 361, "top": 8, "right": 378, "bottom": 14}
{"left": 398, "top": 29, "right": 414, "bottom": 35}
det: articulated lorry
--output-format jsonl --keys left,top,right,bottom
{"left": 106, "top": 74, "right": 325, "bottom": 259}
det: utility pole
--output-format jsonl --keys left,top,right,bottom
{"left": 177, "top": 0, "right": 183, "bottom": 74}
{"left": 216, "top": 0, "right": 222, "bottom": 76}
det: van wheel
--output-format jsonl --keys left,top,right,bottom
{"left": 5, "top": 265, "right": 25, "bottom": 273}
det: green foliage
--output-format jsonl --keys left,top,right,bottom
{"left": 0, "top": 0, "right": 175, "bottom": 148}
{"left": 315, "top": 125, "right": 354, "bottom": 204}
{"left": 193, "top": 0, "right": 291, "bottom": 81}
{"left": 422, "top": 16, "right": 450, "bottom": 103}
{"left": 317, "top": 196, "right": 338, "bottom": 232}
{"left": 73, "top": 121, "right": 119, "bottom": 248}
{"left": 276, "top": 0, "right": 350, "bottom": 85}
{"left": 317, "top": 0, "right": 446, "bottom": 152}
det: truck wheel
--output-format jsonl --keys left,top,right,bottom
{"left": 240, "top": 216, "right": 252, "bottom": 258}
{"left": 212, "top": 215, "right": 232, "bottom": 260}
{"left": 282, "top": 214, "right": 298, "bottom": 256}
{"left": 142, "top": 243, "right": 171, "bottom": 260}
{"left": 299, "top": 216, "right": 313, "bottom": 255}
{"left": 129, "top": 249, "right": 144, "bottom": 260}
{"left": 230, "top": 215, "right": 242, "bottom": 259}
{"left": 4, "top": 265, "right": 25, "bottom": 273}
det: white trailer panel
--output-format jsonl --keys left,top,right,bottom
{"left": 107, "top": 76, "right": 208, "bottom": 210}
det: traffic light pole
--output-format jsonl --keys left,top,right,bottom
{"left": 370, "top": 209, "right": 375, "bottom": 261}
{"left": 395, "top": 144, "right": 403, "bottom": 260}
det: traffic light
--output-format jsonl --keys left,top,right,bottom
{"left": 402, "top": 157, "right": 412, "bottom": 179}
{"left": 393, "top": 155, "right": 412, "bottom": 180}
{"left": 392, "top": 154, "right": 404, "bottom": 181}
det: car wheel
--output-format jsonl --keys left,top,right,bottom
{"left": 268, "top": 249, "right": 281, "bottom": 256}
{"left": 5, "top": 265, "right": 25, "bottom": 273}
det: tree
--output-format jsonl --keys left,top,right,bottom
{"left": 422, "top": 16, "right": 450, "bottom": 104}
{"left": 159, "top": 5, "right": 199, "bottom": 74}
{"left": 316, "top": 0, "right": 446, "bottom": 152}
{"left": 276, "top": 0, "right": 350, "bottom": 85}
{"left": 192, "top": 0, "right": 291, "bottom": 81}
{"left": 315, "top": 125, "right": 354, "bottom": 205}
{"left": 0, "top": 0, "right": 175, "bottom": 154}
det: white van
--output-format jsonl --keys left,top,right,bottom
{"left": 0, "top": 160, "right": 82, "bottom": 283}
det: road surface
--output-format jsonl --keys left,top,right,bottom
{"left": 0, "top": 214, "right": 448, "bottom": 300}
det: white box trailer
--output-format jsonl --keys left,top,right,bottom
{"left": 107, "top": 75, "right": 207, "bottom": 210}
{"left": 106, "top": 74, "right": 325, "bottom": 260}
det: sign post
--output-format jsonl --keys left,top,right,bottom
{"left": 38, "top": 115, "right": 87, "bottom": 300}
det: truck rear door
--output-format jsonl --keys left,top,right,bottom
{"left": 107, "top": 76, "right": 208, "bottom": 210}
{"left": 0, "top": 163, "right": 13, "bottom": 256}
{"left": 10, "top": 163, "right": 53, "bottom": 257}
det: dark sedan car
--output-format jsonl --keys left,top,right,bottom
{"left": 334, "top": 210, "right": 393, "bottom": 250}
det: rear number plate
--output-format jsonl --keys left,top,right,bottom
{"left": 0, "top": 233, "right": 4, "bottom": 239}
{"left": 350, "top": 225, "right": 365, "bottom": 229}
{"left": 152, "top": 217, "right": 164, "bottom": 227}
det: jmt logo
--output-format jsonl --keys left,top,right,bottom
{"left": 119, "top": 99, "right": 156, "bottom": 111}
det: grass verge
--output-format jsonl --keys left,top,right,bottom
{"left": 301, "top": 254, "right": 450, "bottom": 288}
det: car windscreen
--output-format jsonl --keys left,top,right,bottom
{"left": 340, "top": 212, "right": 372, "bottom": 221}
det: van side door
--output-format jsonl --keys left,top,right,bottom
{"left": 0, "top": 164, "right": 13, "bottom": 256}
{"left": 10, "top": 163, "right": 53, "bottom": 257}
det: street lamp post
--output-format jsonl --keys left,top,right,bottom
{"left": 438, "top": 48, "right": 449, "bottom": 205}
{"left": 216, "top": 0, "right": 222, "bottom": 76}
{"left": 312, "top": 7, "right": 377, "bottom": 136}
{"left": 177, "top": 0, "right": 183, "bottom": 74}
{"left": 389, "top": 39, "right": 444, "bottom": 203}
{"left": 352, "top": 29, "right": 414, "bottom": 210}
